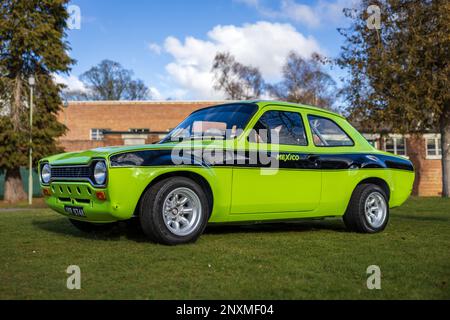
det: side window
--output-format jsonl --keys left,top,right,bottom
{"left": 249, "top": 110, "right": 307, "bottom": 146}
{"left": 308, "top": 115, "right": 354, "bottom": 147}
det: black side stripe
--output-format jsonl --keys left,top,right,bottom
{"left": 109, "top": 149, "right": 414, "bottom": 172}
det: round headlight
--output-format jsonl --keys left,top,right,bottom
{"left": 41, "top": 164, "right": 51, "bottom": 184}
{"left": 94, "top": 161, "right": 107, "bottom": 185}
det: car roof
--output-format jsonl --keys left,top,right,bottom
{"left": 249, "top": 100, "right": 345, "bottom": 119}
{"left": 192, "top": 100, "right": 345, "bottom": 120}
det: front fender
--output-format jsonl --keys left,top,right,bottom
{"left": 107, "top": 166, "right": 232, "bottom": 221}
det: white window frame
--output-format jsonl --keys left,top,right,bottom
{"left": 424, "top": 133, "right": 442, "bottom": 160}
{"left": 90, "top": 128, "right": 107, "bottom": 141}
{"left": 363, "top": 133, "right": 380, "bottom": 149}
{"left": 383, "top": 134, "right": 408, "bottom": 158}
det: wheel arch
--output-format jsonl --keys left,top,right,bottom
{"left": 134, "top": 171, "right": 214, "bottom": 217}
{"left": 355, "top": 177, "right": 390, "bottom": 200}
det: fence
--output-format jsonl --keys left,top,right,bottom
{"left": 0, "top": 168, "right": 42, "bottom": 199}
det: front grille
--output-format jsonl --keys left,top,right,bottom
{"left": 51, "top": 166, "right": 91, "bottom": 179}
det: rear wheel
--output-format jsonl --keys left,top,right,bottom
{"left": 69, "top": 219, "right": 116, "bottom": 233}
{"left": 139, "top": 177, "right": 210, "bottom": 245}
{"left": 343, "top": 183, "right": 389, "bottom": 233}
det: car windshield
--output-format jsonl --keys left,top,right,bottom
{"left": 160, "top": 103, "right": 258, "bottom": 143}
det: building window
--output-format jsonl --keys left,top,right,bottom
{"left": 367, "top": 139, "right": 378, "bottom": 149}
{"left": 129, "top": 128, "right": 150, "bottom": 133}
{"left": 425, "top": 134, "right": 442, "bottom": 159}
{"left": 363, "top": 134, "right": 380, "bottom": 149}
{"left": 384, "top": 135, "right": 407, "bottom": 157}
{"left": 90, "top": 128, "right": 108, "bottom": 141}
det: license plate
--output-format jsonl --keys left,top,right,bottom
{"left": 64, "top": 206, "right": 85, "bottom": 217}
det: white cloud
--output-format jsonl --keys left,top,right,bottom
{"left": 315, "top": 0, "right": 360, "bottom": 23}
{"left": 148, "top": 42, "right": 162, "bottom": 55}
{"left": 163, "top": 21, "right": 321, "bottom": 99}
{"left": 279, "top": 1, "right": 320, "bottom": 27}
{"left": 239, "top": 0, "right": 358, "bottom": 28}
{"left": 52, "top": 74, "right": 87, "bottom": 92}
{"left": 149, "top": 86, "right": 163, "bottom": 100}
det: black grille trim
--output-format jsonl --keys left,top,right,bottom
{"left": 51, "top": 166, "right": 92, "bottom": 179}
{"left": 48, "top": 159, "right": 108, "bottom": 188}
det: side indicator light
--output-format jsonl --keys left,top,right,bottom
{"left": 96, "top": 191, "right": 107, "bottom": 201}
{"left": 42, "top": 188, "right": 51, "bottom": 197}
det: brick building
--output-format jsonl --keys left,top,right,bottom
{"left": 57, "top": 101, "right": 218, "bottom": 151}
{"left": 362, "top": 133, "right": 443, "bottom": 196}
{"left": 57, "top": 101, "right": 443, "bottom": 197}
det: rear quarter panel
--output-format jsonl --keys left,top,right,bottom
{"left": 320, "top": 168, "right": 415, "bottom": 216}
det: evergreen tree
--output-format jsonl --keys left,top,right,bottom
{"left": 0, "top": 0, "right": 73, "bottom": 202}
{"left": 338, "top": 0, "right": 450, "bottom": 196}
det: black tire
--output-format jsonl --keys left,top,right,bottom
{"left": 69, "top": 219, "right": 116, "bottom": 233}
{"left": 139, "top": 177, "right": 210, "bottom": 245}
{"left": 343, "top": 183, "right": 389, "bottom": 233}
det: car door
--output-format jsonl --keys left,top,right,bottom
{"left": 230, "top": 106, "right": 322, "bottom": 214}
{"left": 306, "top": 113, "right": 358, "bottom": 214}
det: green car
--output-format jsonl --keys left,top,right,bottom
{"left": 39, "top": 101, "right": 414, "bottom": 245}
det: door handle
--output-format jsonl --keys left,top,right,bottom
{"left": 306, "top": 154, "right": 320, "bottom": 167}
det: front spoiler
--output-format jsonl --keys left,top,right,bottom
{"left": 44, "top": 181, "right": 128, "bottom": 223}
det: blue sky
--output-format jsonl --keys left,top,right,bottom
{"left": 61, "top": 0, "right": 357, "bottom": 100}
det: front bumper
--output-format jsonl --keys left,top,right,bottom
{"left": 43, "top": 181, "right": 124, "bottom": 223}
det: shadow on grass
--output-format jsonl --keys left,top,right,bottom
{"left": 394, "top": 214, "right": 449, "bottom": 222}
{"left": 32, "top": 217, "right": 348, "bottom": 242}
{"left": 32, "top": 218, "right": 149, "bottom": 243}
{"left": 204, "top": 219, "right": 347, "bottom": 235}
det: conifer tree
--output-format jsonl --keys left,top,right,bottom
{"left": 0, "top": 0, "right": 73, "bottom": 202}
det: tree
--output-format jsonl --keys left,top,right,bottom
{"left": 74, "top": 59, "right": 150, "bottom": 100}
{"left": 268, "top": 52, "right": 336, "bottom": 109}
{"left": 0, "top": 0, "right": 72, "bottom": 202}
{"left": 212, "top": 52, "right": 264, "bottom": 100}
{"left": 337, "top": 0, "right": 450, "bottom": 196}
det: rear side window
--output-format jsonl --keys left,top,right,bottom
{"left": 308, "top": 115, "right": 354, "bottom": 147}
{"left": 250, "top": 110, "right": 307, "bottom": 146}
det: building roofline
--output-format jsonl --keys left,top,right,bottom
{"left": 66, "top": 100, "right": 229, "bottom": 105}
{"left": 64, "top": 99, "right": 344, "bottom": 119}
{"left": 104, "top": 130, "right": 169, "bottom": 135}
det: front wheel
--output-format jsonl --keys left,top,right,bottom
{"left": 343, "top": 183, "right": 389, "bottom": 233}
{"left": 139, "top": 177, "right": 210, "bottom": 245}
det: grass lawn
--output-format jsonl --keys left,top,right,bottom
{"left": 0, "top": 198, "right": 46, "bottom": 209}
{"left": 0, "top": 197, "right": 449, "bottom": 300}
